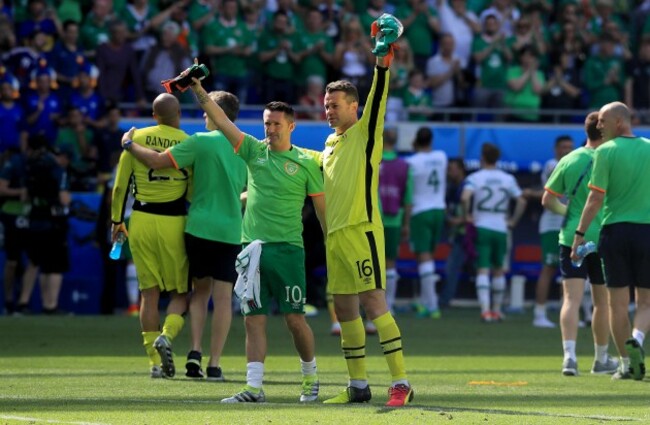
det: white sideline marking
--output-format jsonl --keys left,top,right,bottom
{"left": 0, "top": 415, "right": 108, "bottom": 425}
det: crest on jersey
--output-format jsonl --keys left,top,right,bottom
{"left": 284, "top": 161, "right": 299, "bottom": 175}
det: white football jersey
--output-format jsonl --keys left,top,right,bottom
{"left": 539, "top": 158, "right": 564, "bottom": 233}
{"left": 406, "top": 150, "right": 448, "bottom": 214}
{"left": 465, "top": 168, "right": 522, "bottom": 233}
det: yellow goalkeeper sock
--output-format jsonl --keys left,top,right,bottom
{"left": 374, "top": 312, "right": 407, "bottom": 381}
{"left": 340, "top": 317, "right": 367, "bottom": 380}
{"left": 142, "top": 331, "right": 161, "bottom": 367}
{"left": 161, "top": 314, "right": 184, "bottom": 340}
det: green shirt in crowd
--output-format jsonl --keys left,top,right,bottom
{"left": 472, "top": 36, "right": 509, "bottom": 89}
{"left": 202, "top": 19, "right": 251, "bottom": 78}
{"left": 504, "top": 66, "right": 546, "bottom": 121}
{"left": 257, "top": 30, "right": 296, "bottom": 81}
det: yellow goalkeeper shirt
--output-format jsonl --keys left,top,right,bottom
{"left": 322, "top": 66, "right": 389, "bottom": 234}
{"left": 111, "top": 124, "right": 190, "bottom": 223}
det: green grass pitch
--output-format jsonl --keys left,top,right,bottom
{"left": 1, "top": 309, "right": 648, "bottom": 424}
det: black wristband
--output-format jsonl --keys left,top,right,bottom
{"left": 575, "top": 230, "right": 585, "bottom": 237}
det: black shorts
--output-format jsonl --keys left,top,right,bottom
{"left": 0, "top": 213, "right": 29, "bottom": 262}
{"left": 559, "top": 245, "right": 605, "bottom": 285}
{"left": 26, "top": 220, "right": 70, "bottom": 274}
{"left": 184, "top": 233, "right": 239, "bottom": 283}
{"left": 600, "top": 222, "right": 650, "bottom": 288}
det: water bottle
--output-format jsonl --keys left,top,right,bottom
{"left": 109, "top": 232, "right": 126, "bottom": 261}
{"left": 572, "top": 241, "right": 597, "bottom": 267}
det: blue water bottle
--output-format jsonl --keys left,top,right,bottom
{"left": 572, "top": 241, "right": 597, "bottom": 267}
{"left": 109, "top": 232, "right": 126, "bottom": 260}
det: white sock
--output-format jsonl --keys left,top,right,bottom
{"left": 491, "top": 276, "right": 506, "bottom": 312}
{"left": 476, "top": 274, "right": 490, "bottom": 314}
{"left": 300, "top": 358, "right": 317, "bottom": 377}
{"left": 595, "top": 344, "right": 609, "bottom": 363}
{"left": 385, "top": 268, "right": 398, "bottom": 312}
{"left": 126, "top": 263, "right": 139, "bottom": 305}
{"left": 563, "top": 340, "right": 576, "bottom": 361}
{"left": 349, "top": 379, "right": 368, "bottom": 389}
{"left": 391, "top": 379, "right": 409, "bottom": 387}
{"left": 534, "top": 304, "right": 547, "bottom": 319}
{"left": 418, "top": 261, "right": 438, "bottom": 311}
{"left": 246, "top": 362, "right": 264, "bottom": 389}
{"left": 621, "top": 357, "right": 630, "bottom": 370}
{"left": 632, "top": 329, "right": 646, "bottom": 347}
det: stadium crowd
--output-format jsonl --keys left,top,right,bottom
{"left": 2, "top": 0, "right": 650, "bottom": 149}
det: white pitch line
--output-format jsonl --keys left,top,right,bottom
{"left": 0, "top": 414, "right": 109, "bottom": 425}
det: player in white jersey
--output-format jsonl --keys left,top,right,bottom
{"left": 523, "top": 136, "right": 574, "bottom": 328}
{"left": 462, "top": 143, "right": 527, "bottom": 322}
{"left": 405, "top": 127, "right": 448, "bottom": 318}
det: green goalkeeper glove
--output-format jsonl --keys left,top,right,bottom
{"left": 371, "top": 13, "right": 403, "bottom": 64}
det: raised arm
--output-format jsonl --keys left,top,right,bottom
{"left": 189, "top": 79, "right": 243, "bottom": 149}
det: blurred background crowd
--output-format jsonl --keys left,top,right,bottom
{"left": 2, "top": 0, "right": 650, "bottom": 170}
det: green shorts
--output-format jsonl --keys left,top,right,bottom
{"left": 476, "top": 227, "right": 507, "bottom": 269}
{"left": 326, "top": 221, "right": 385, "bottom": 295}
{"left": 245, "top": 242, "right": 306, "bottom": 316}
{"left": 410, "top": 209, "right": 445, "bottom": 254}
{"left": 540, "top": 231, "right": 559, "bottom": 267}
{"left": 384, "top": 225, "right": 401, "bottom": 259}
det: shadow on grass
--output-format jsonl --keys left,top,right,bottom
{"left": 2, "top": 312, "right": 574, "bottom": 358}
{"left": 0, "top": 393, "right": 644, "bottom": 422}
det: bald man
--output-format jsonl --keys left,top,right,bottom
{"left": 572, "top": 101, "right": 650, "bottom": 381}
{"left": 111, "top": 93, "right": 191, "bottom": 379}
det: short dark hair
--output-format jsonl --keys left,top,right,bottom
{"left": 62, "top": 20, "right": 78, "bottom": 32}
{"left": 448, "top": 157, "right": 466, "bottom": 174}
{"left": 413, "top": 127, "right": 433, "bottom": 148}
{"left": 104, "top": 101, "right": 121, "bottom": 114}
{"left": 27, "top": 133, "right": 48, "bottom": 151}
{"left": 265, "top": 101, "right": 295, "bottom": 123}
{"left": 518, "top": 44, "right": 538, "bottom": 58}
{"left": 384, "top": 128, "right": 398, "bottom": 146}
{"left": 325, "top": 80, "right": 359, "bottom": 103}
{"left": 209, "top": 91, "right": 239, "bottom": 122}
{"left": 481, "top": 143, "right": 500, "bottom": 164}
{"left": 584, "top": 112, "right": 600, "bottom": 141}
{"left": 555, "top": 135, "right": 573, "bottom": 146}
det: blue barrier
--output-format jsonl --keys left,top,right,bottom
{"left": 123, "top": 119, "right": 650, "bottom": 171}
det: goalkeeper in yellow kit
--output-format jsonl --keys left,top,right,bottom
{"left": 320, "top": 14, "right": 414, "bottom": 407}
